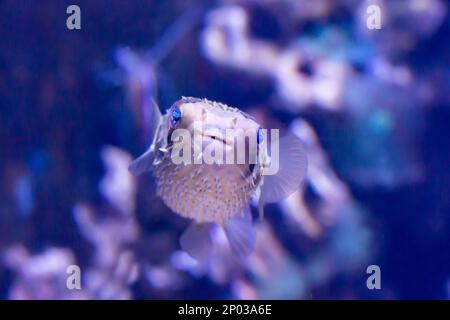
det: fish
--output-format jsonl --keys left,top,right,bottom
{"left": 129, "top": 97, "right": 307, "bottom": 260}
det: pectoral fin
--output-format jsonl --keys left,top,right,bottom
{"left": 260, "top": 132, "right": 307, "bottom": 204}
{"left": 179, "top": 222, "right": 214, "bottom": 262}
{"left": 128, "top": 98, "right": 162, "bottom": 176}
{"left": 128, "top": 148, "right": 154, "bottom": 176}
{"left": 148, "top": 98, "right": 162, "bottom": 141}
{"left": 224, "top": 207, "right": 255, "bottom": 259}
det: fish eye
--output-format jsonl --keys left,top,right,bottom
{"left": 257, "top": 128, "right": 264, "bottom": 145}
{"left": 171, "top": 106, "right": 182, "bottom": 127}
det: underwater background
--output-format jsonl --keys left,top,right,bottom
{"left": 0, "top": 0, "right": 449, "bottom": 299}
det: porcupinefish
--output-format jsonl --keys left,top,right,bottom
{"left": 129, "top": 97, "right": 307, "bottom": 260}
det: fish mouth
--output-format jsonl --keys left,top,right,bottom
{"left": 194, "top": 127, "right": 233, "bottom": 146}
{"left": 202, "top": 133, "right": 231, "bottom": 146}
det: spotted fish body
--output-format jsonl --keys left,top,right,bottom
{"left": 152, "top": 98, "right": 263, "bottom": 226}
{"left": 129, "top": 97, "right": 307, "bottom": 260}
{"left": 154, "top": 154, "right": 259, "bottom": 225}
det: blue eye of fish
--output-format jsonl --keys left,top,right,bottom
{"left": 171, "top": 106, "right": 182, "bottom": 127}
{"left": 257, "top": 128, "right": 264, "bottom": 145}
